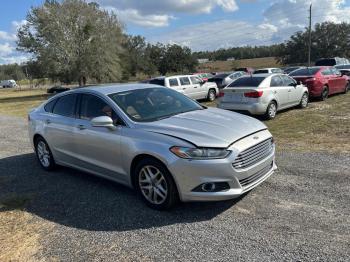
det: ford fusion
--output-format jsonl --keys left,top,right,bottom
{"left": 28, "top": 84, "right": 277, "bottom": 210}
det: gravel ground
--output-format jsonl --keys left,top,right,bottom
{"left": 0, "top": 115, "right": 349, "bottom": 261}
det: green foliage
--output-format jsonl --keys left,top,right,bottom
{"left": 17, "top": 0, "right": 124, "bottom": 86}
{"left": 193, "top": 45, "right": 282, "bottom": 61}
{"left": 277, "top": 22, "right": 350, "bottom": 65}
{"left": 0, "top": 64, "right": 25, "bottom": 81}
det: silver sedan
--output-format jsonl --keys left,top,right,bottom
{"left": 28, "top": 84, "right": 277, "bottom": 210}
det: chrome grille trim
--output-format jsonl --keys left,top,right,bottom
{"left": 233, "top": 138, "right": 273, "bottom": 169}
{"left": 239, "top": 162, "right": 273, "bottom": 188}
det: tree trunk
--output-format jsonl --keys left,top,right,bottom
{"left": 79, "top": 75, "right": 87, "bottom": 87}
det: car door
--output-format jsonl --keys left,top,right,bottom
{"left": 321, "top": 68, "right": 337, "bottom": 94}
{"left": 281, "top": 75, "right": 302, "bottom": 105}
{"left": 43, "top": 93, "right": 78, "bottom": 165}
{"left": 167, "top": 77, "right": 183, "bottom": 94}
{"left": 190, "top": 76, "right": 206, "bottom": 99}
{"left": 331, "top": 68, "right": 346, "bottom": 93}
{"left": 270, "top": 75, "right": 289, "bottom": 109}
{"left": 73, "top": 93, "right": 126, "bottom": 183}
{"left": 179, "top": 76, "right": 195, "bottom": 99}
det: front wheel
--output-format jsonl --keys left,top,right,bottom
{"left": 207, "top": 89, "right": 216, "bottom": 102}
{"left": 299, "top": 92, "right": 309, "bottom": 108}
{"left": 264, "top": 101, "right": 277, "bottom": 120}
{"left": 135, "top": 158, "right": 179, "bottom": 210}
{"left": 343, "top": 82, "right": 349, "bottom": 94}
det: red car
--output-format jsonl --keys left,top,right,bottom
{"left": 289, "top": 66, "right": 349, "bottom": 100}
{"left": 193, "top": 72, "right": 214, "bottom": 82}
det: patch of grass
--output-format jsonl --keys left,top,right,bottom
{"left": 0, "top": 97, "right": 47, "bottom": 117}
{"left": 0, "top": 88, "right": 48, "bottom": 99}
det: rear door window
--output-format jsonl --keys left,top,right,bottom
{"left": 52, "top": 94, "right": 77, "bottom": 118}
{"left": 281, "top": 75, "right": 296, "bottom": 86}
{"left": 44, "top": 99, "right": 58, "bottom": 113}
{"left": 179, "top": 77, "right": 190, "bottom": 85}
{"left": 168, "top": 78, "right": 179, "bottom": 87}
{"left": 190, "top": 76, "right": 201, "bottom": 84}
{"left": 270, "top": 76, "right": 284, "bottom": 87}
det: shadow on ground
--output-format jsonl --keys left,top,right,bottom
{"left": 0, "top": 153, "right": 239, "bottom": 231}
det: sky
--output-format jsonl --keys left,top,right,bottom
{"left": 1, "top": 0, "right": 350, "bottom": 64}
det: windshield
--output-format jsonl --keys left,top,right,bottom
{"left": 109, "top": 87, "right": 203, "bottom": 122}
{"left": 228, "top": 76, "right": 265, "bottom": 87}
{"left": 289, "top": 67, "right": 321, "bottom": 76}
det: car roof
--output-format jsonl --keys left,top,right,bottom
{"left": 69, "top": 83, "right": 165, "bottom": 96}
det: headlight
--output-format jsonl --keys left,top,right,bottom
{"left": 170, "top": 146, "right": 231, "bottom": 159}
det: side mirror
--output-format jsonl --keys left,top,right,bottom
{"left": 91, "top": 116, "right": 116, "bottom": 131}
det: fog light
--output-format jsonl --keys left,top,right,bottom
{"left": 201, "top": 183, "right": 216, "bottom": 192}
{"left": 192, "top": 182, "right": 230, "bottom": 192}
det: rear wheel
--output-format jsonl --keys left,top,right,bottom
{"left": 207, "top": 89, "right": 216, "bottom": 102}
{"left": 299, "top": 92, "right": 309, "bottom": 108}
{"left": 134, "top": 158, "right": 178, "bottom": 210}
{"left": 264, "top": 101, "right": 277, "bottom": 120}
{"left": 320, "top": 86, "right": 329, "bottom": 101}
{"left": 34, "top": 137, "right": 56, "bottom": 171}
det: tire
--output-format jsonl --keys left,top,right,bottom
{"left": 343, "top": 82, "right": 349, "bottom": 94}
{"left": 134, "top": 158, "right": 178, "bottom": 210}
{"left": 320, "top": 86, "right": 329, "bottom": 101}
{"left": 34, "top": 136, "right": 56, "bottom": 171}
{"left": 264, "top": 101, "right": 277, "bottom": 120}
{"left": 207, "top": 89, "right": 216, "bottom": 102}
{"left": 299, "top": 92, "right": 309, "bottom": 108}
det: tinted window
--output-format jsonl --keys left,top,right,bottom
{"left": 270, "top": 76, "right": 284, "bottom": 87}
{"left": 168, "top": 78, "right": 179, "bottom": 87}
{"left": 228, "top": 76, "right": 265, "bottom": 87}
{"left": 289, "top": 68, "right": 321, "bottom": 76}
{"left": 52, "top": 94, "right": 77, "bottom": 117}
{"left": 44, "top": 99, "right": 57, "bottom": 113}
{"left": 315, "top": 59, "right": 336, "bottom": 66}
{"left": 281, "top": 75, "right": 296, "bottom": 86}
{"left": 190, "top": 76, "right": 201, "bottom": 84}
{"left": 254, "top": 69, "right": 269, "bottom": 74}
{"left": 149, "top": 79, "right": 165, "bottom": 86}
{"left": 79, "top": 94, "right": 118, "bottom": 122}
{"left": 179, "top": 77, "right": 190, "bottom": 85}
{"left": 109, "top": 88, "right": 203, "bottom": 122}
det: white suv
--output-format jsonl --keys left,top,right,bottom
{"left": 148, "top": 75, "right": 219, "bottom": 101}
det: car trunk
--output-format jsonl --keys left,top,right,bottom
{"left": 221, "top": 87, "right": 261, "bottom": 103}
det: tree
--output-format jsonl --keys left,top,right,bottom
{"left": 17, "top": 0, "right": 125, "bottom": 86}
{"left": 277, "top": 22, "right": 350, "bottom": 65}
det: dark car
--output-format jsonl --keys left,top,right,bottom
{"left": 47, "top": 86, "right": 71, "bottom": 94}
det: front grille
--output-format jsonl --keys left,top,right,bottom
{"left": 232, "top": 138, "right": 273, "bottom": 169}
{"left": 239, "top": 162, "right": 273, "bottom": 188}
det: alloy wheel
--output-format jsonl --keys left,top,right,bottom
{"left": 301, "top": 93, "right": 308, "bottom": 108}
{"left": 208, "top": 90, "right": 216, "bottom": 101}
{"left": 268, "top": 103, "right": 277, "bottom": 119}
{"left": 37, "top": 140, "right": 51, "bottom": 167}
{"left": 139, "top": 165, "right": 168, "bottom": 205}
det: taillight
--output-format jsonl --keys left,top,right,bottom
{"left": 218, "top": 91, "right": 225, "bottom": 97}
{"left": 244, "top": 91, "right": 263, "bottom": 98}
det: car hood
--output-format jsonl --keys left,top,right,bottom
{"left": 136, "top": 108, "right": 267, "bottom": 148}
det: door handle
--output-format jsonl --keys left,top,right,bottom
{"left": 183, "top": 88, "right": 186, "bottom": 90}
{"left": 288, "top": 90, "right": 291, "bottom": 92}
{"left": 78, "top": 124, "right": 86, "bottom": 130}
{"left": 193, "top": 86, "right": 198, "bottom": 88}
{"left": 45, "top": 119, "right": 51, "bottom": 124}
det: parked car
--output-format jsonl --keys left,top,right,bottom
{"left": 193, "top": 72, "right": 214, "bottom": 82}
{"left": 28, "top": 84, "right": 277, "bottom": 210}
{"left": 253, "top": 68, "right": 284, "bottom": 74}
{"left": 338, "top": 69, "right": 350, "bottom": 77}
{"left": 289, "top": 67, "right": 349, "bottom": 100}
{"left": 282, "top": 66, "right": 306, "bottom": 75}
{"left": 47, "top": 86, "right": 71, "bottom": 94}
{"left": 218, "top": 74, "right": 309, "bottom": 119}
{"left": 1, "top": 79, "right": 16, "bottom": 88}
{"left": 335, "top": 64, "right": 350, "bottom": 70}
{"left": 147, "top": 75, "right": 219, "bottom": 101}
{"left": 207, "top": 71, "right": 246, "bottom": 89}
{"left": 315, "top": 57, "right": 349, "bottom": 66}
